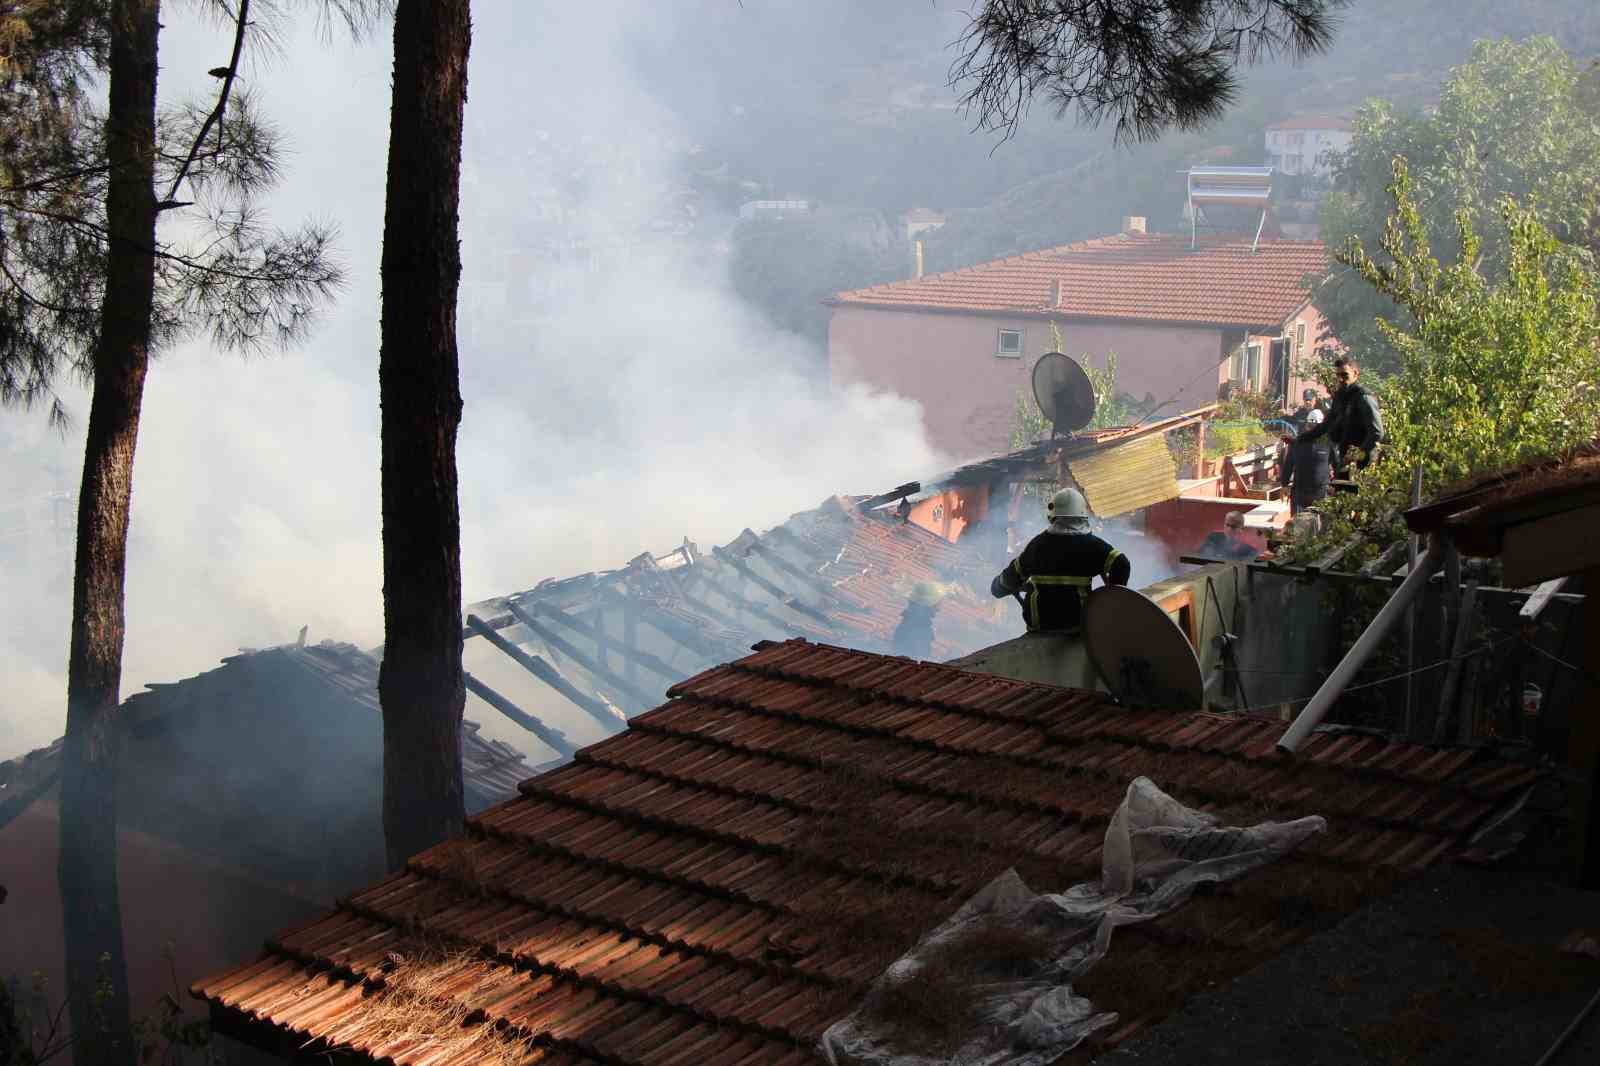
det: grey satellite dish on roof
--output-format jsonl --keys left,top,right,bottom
{"left": 1031, "top": 351, "right": 1096, "bottom": 437}
{"left": 1083, "top": 585, "right": 1205, "bottom": 711}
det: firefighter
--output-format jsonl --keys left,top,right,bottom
{"left": 892, "top": 581, "right": 944, "bottom": 660}
{"left": 990, "top": 487, "right": 1130, "bottom": 633}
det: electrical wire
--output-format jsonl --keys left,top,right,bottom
{"left": 1231, "top": 635, "right": 1521, "bottom": 715}
{"left": 1526, "top": 643, "right": 1600, "bottom": 689}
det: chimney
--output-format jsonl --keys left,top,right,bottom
{"left": 913, "top": 240, "right": 925, "bottom": 279}
{"left": 1051, "top": 278, "right": 1064, "bottom": 307}
{"left": 1121, "top": 215, "right": 1147, "bottom": 235}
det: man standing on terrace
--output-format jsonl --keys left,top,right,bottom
{"left": 1285, "top": 356, "right": 1384, "bottom": 476}
{"left": 991, "top": 488, "right": 1130, "bottom": 633}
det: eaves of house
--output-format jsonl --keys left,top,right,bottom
{"left": 826, "top": 233, "right": 1330, "bottom": 332}
{"left": 192, "top": 639, "right": 1543, "bottom": 1066}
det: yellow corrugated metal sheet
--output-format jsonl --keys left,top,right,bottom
{"left": 1067, "top": 432, "right": 1180, "bottom": 517}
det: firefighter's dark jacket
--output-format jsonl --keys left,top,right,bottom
{"left": 990, "top": 529, "right": 1130, "bottom": 632}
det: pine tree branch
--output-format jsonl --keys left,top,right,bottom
{"left": 161, "top": 0, "right": 250, "bottom": 207}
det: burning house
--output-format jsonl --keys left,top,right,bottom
{"left": 0, "top": 642, "right": 534, "bottom": 1027}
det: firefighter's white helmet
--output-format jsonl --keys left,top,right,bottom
{"left": 1047, "top": 487, "right": 1090, "bottom": 520}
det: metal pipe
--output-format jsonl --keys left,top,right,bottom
{"left": 1277, "top": 541, "right": 1446, "bottom": 754}
{"left": 1531, "top": 980, "right": 1600, "bottom": 1066}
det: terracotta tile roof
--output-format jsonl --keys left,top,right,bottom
{"left": 829, "top": 233, "right": 1328, "bottom": 328}
{"left": 194, "top": 640, "right": 1541, "bottom": 1066}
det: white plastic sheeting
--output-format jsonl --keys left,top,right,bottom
{"left": 819, "top": 777, "right": 1327, "bottom": 1066}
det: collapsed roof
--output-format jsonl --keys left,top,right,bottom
{"left": 0, "top": 642, "right": 533, "bottom": 842}
{"left": 193, "top": 639, "right": 1542, "bottom": 1066}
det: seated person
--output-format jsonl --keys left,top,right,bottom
{"left": 1195, "top": 511, "right": 1260, "bottom": 562}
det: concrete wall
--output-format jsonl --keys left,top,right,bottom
{"left": 828, "top": 305, "right": 1229, "bottom": 462}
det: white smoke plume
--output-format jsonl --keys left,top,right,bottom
{"left": 0, "top": 7, "right": 951, "bottom": 758}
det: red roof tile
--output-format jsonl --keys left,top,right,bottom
{"left": 829, "top": 233, "right": 1328, "bottom": 328}
{"left": 194, "top": 640, "right": 1539, "bottom": 1065}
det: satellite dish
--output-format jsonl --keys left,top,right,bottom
{"left": 1083, "top": 585, "right": 1205, "bottom": 711}
{"left": 1031, "top": 352, "right": 1096, "bottom": 437}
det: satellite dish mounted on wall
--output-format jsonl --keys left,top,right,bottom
{"left": 1031, "top": 352, "right": 1096, "bottom": 438}
{"left": 1083, "top": 585, "right": 1205, "bottom": 711}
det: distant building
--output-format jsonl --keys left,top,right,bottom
{"left": 1264, "top": 115, "right": 1353, "bottom": 178}
{"left": 737, "top": 199, "right": 811, "bottom": 221}
{"left": 827, "top": 219, "right": 1330, "bottom": 460}
{"left": 903, "top": 207, "right": 946, "bottom": 241}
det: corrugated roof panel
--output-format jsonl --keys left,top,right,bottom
{"left": 1067, "top": 433, "right": 1181, "bottom": 518}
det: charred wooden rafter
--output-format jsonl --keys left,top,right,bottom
{"left": 680, "top": 568, "right": 809, "bottom": 638}
{"left": 742, "top": 531, "right": 840, "bottom": 603}
{"left": 464, "top": 614, "right": 624, "bottom": 732}
{"left": 521, "top": 597, "right": 684, "bottom": 683}
{"left": 503, "top": 600, "right": 662, "bottom": 712}
{"left": 462, "top": 672, "right": 575, "bottom": 758}
{"left": 710, "top": 544, "right": 835, "bottom": 627}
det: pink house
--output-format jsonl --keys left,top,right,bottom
{"left": 826, "top": 223, "right": 1331, "bottom": 461}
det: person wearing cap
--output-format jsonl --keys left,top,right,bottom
{"left": 990, "top": 487, "right": 1130, "bottom": 633}
{"left": 1290, "top": 387, "right": 1323, "bottom": 434}
{"left": 892, "top": 581, "right": 944, "bottom": 660}
{"left": 1281, "top": 407, "right": 1334, "bottom": 515}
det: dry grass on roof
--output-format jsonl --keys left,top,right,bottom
{"left": 332, "top": 944, "right": 537, "bottom": 1066}
{"left": 1429, "top": 439, "right": 1600, "bottom": 514}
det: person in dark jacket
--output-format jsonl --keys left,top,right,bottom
{"left": 1195, "top": 511, "right": 1260, "bottom": 562}
{"left": 1286, "top": 356, "right": 1383, "bottom": 475}
{"left": 892, "top": 581, "right": 943, "bottom": 659}
{"left": 990, "top": 488, "right": 1130, "bottom": 633}
{"left": 1281, "top": 408, "right": 1334, "bottom": 514}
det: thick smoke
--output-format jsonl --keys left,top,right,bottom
{"left": 0, "top": 7, "right": 950, "bottom": 758}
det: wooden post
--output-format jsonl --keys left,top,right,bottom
{"left": 623, "top": 601, "right": 638, "bottom": 688}
{"left": 1434, "top": 581, "right": 1478, "bottom": 745}
{"left": 1405, "top": 465, "right": 1422, "bottom": 739}
{"left": 1574, "top": 565, "right": 1600, "bottom": 889}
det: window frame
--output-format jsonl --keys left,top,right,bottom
{"left": 996, "top": 328, "right": 1025, "bottom": 358}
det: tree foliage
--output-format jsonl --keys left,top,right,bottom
{"left": 1287, "top": 158, "right": 1600, "bottom": 561}
{"left": 1316, "top": 37, "right": 1600, "bottom": 372}
{"left": 952, "top": 0, "right": 1347, "bottom": 143}
{"left": 729, "top": 209, "right": 906, "bottom": 348}
{"left": 0, "top": 0, "right": 383, "bottom": 426}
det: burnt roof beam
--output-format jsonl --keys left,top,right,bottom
{"left": 503, "top": 600, "right": 664, "bottom": 714}
{"left": 463, "top": 672, "right": 576, "bottom": 759}
{"left": 681, "top": 568, "right": 810, "bottom": 639}
{"left": 710, "top": 545, "right": 836, "bottom": 628}
{"left": 519, "top": 597, "right": 685, "bottom": 684}
{"left": 465, "top": 614, "right": 625, "bottom": 734}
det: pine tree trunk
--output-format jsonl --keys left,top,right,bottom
{"left": 58, "top": 0, "right": 159, "bottom": 1062}
{"left": 378, "top": 0, "right": 471, "bottom": 872}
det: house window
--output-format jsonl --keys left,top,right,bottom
{"left": 1232, "top": 342, "right": 1261, "bottom": 387}
{"left": 996, "top": 328, "right": 1024, "bottom": 358}
{"left": 1296, "top": 322, "right": 1307, "bottom": 351}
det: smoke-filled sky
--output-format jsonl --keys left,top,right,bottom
{"left": 6, "top": 2, "right": 1596, "bottom": 760}
{"left": 1, "top": 4, "right": 969, "bottom": 758}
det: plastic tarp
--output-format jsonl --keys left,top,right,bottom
{"left": 819, "top": 777, "right": 1327, "bottom": 1066}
